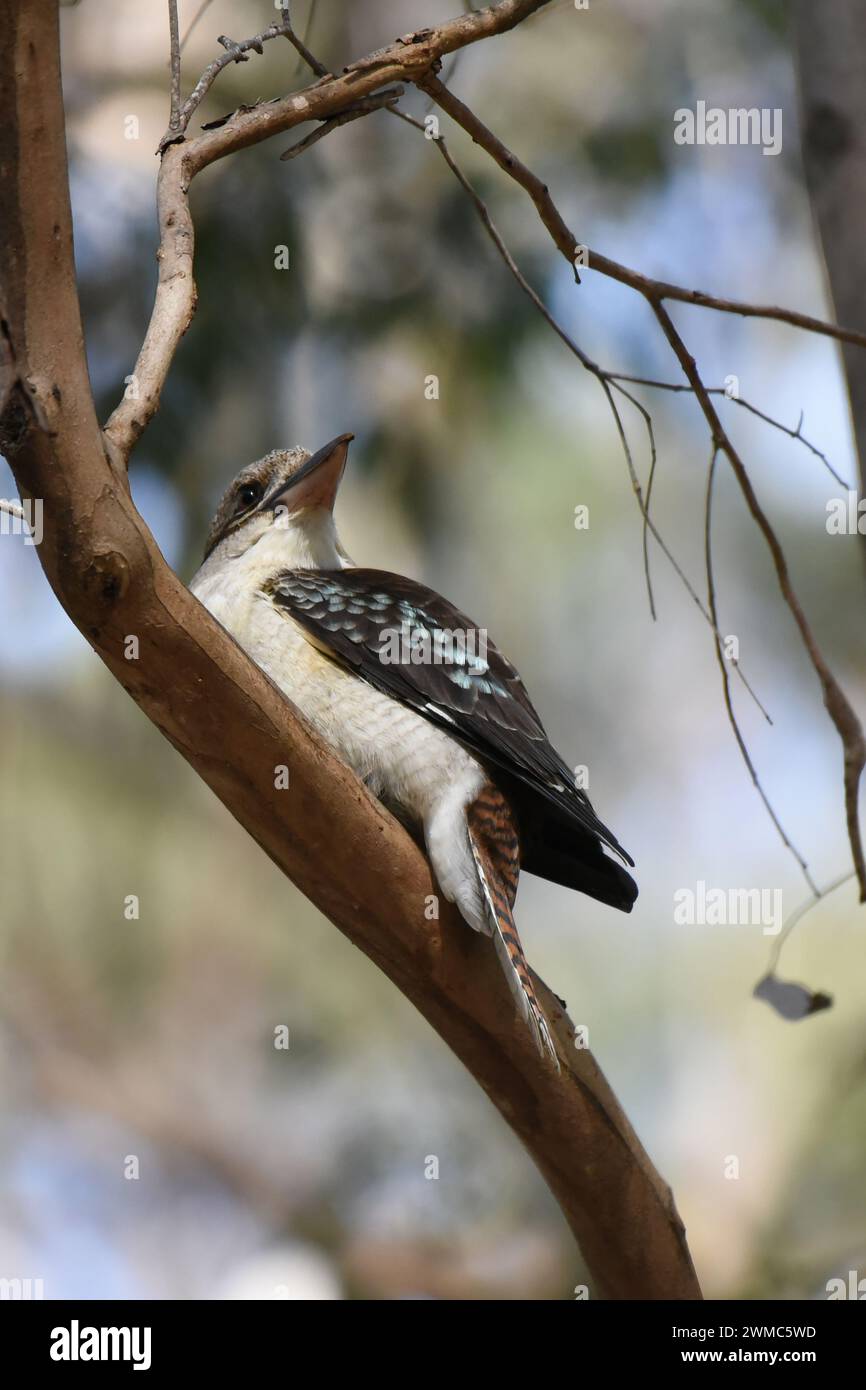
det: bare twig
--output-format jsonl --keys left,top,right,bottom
{"left": 631, "top": 392, "right": 659, "bottom": 620}
{"left": 179, "top": 0, "right": 215, "bottom": 54}
{"left": 766, "top": 869, "right": 857, "bottom": 976}
{"left": 624, "top": 374, "right": 776, "bottom": 721}
{"left": 167, "top": 0, "right": 181, "bottom": 136}
{"left": 604, "top": 377, "right": 769, "bottom": 723}
{"left": 611, "top": 373, "right": 851, "bottom": 490}
{"left": 280, "top": 87, "right": 403, "bottom": 161}
{"left": 159, "top": 17, "right": 300, "bottom": 151}
{"left": 704, "top": 446, "right": 817, "bottom": 891}
{"left": 285, "top": 2, "right": 329, "bottom": 80}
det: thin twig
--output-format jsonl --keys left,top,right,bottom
{"left": 704, "top": 446, "right": 817, "bottom": 892}
{"left": 766, "top": 870, "right": 856, "bottom": 976}
{"left": 607, "top": 378, "right": 770, "bottom": 748}
{"left": 619, "top": 377, "right": 774, "bottom": 722}
{"left": 602, "top": 378, "right": 768, "bottom": 728}
{"left": 159, "top": 18, "right": 300, "bottom": 150}
{"left": 628, "top": 388, "right": 659, "bottom": 621}
{"left": 422, "top": 0, "right": 478, "bottom": 112}
{"left": 610, "top": 373, "right": 851, "bottom": 490}
{"left": 606, "top": 380, "right": 663, "bottom": 621}
{"left": 179, "top": 0, "right": 215, "bottom": 53}
{"left": 168, "top": 1, "right": 181, "bottom": 135}
{"left": 285, "top": 2, "right": 329, "bottom": 80}
{"left": 280, "top": 88, "right": 403, "bottom": 161}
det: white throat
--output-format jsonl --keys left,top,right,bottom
{"left": 265, "top": 507, "right": 345, "bottom": 571}
{"left": 190, "top": 507, "right": 350, "bottom": 617}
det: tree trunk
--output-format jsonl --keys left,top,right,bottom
{"left": 793, "top": 0, "right": 866, "bottom": 547}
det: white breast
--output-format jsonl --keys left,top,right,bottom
{"left": 190, "top": 532, "right": 487, "bottom": 829}
{"left": 190, "top": 522, "right": 490, "bottom": 931}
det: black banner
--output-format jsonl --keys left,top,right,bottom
{"left": 3, "top": 1297, "right": 861, "bottom": 1374}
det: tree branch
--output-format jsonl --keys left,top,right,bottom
{"left": 417, "top": 72, "right": 866, "bottom": 351}
{"left": 652, "top": 294, "right": 866, "bottom": 901}
{"left": 1, "top": 0, "right": 701, "bottom": 1300}
{"left": 104, "top": 0, "right": 553, "bottom": 460}
{"left": 416, "top": 70, "right": 866, "bottom": 903}
{"left": 159, "top": 14, "right": 302, "bottom": 151}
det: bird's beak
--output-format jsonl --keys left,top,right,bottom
{"left": 264, "top": 432, "right": 354, "bottom": 515}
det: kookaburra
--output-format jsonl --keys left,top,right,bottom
{"left": 190, "top": 434, "right": 637, "bottom": 1066}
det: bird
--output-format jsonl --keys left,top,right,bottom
{"left": 190, "top": 433, "right": 637, "bottom": 1067}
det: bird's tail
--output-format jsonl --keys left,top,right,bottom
{"left": 467, "top": 785, "right": 560, "bottom": 1070}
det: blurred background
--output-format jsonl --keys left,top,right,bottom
{"left": 1, "top": 0, "right": 865, "bottom": 1300}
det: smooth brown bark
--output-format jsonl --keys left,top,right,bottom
{"left": 0, "top": 0, "right": 701, "bottom": 1298}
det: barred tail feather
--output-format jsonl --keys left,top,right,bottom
{"left": 467, "top": 786, "right": 560, "bottom": 1070}
{"left": 492, "top": 897, "right": 560, "bottom": 1066}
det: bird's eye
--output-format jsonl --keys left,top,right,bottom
{"left": 235, "top": 480, "right": 262, "bottom": 513}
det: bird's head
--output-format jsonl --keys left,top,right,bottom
{"left": 201, "top": 433, "right": 354, "bottom": 567}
